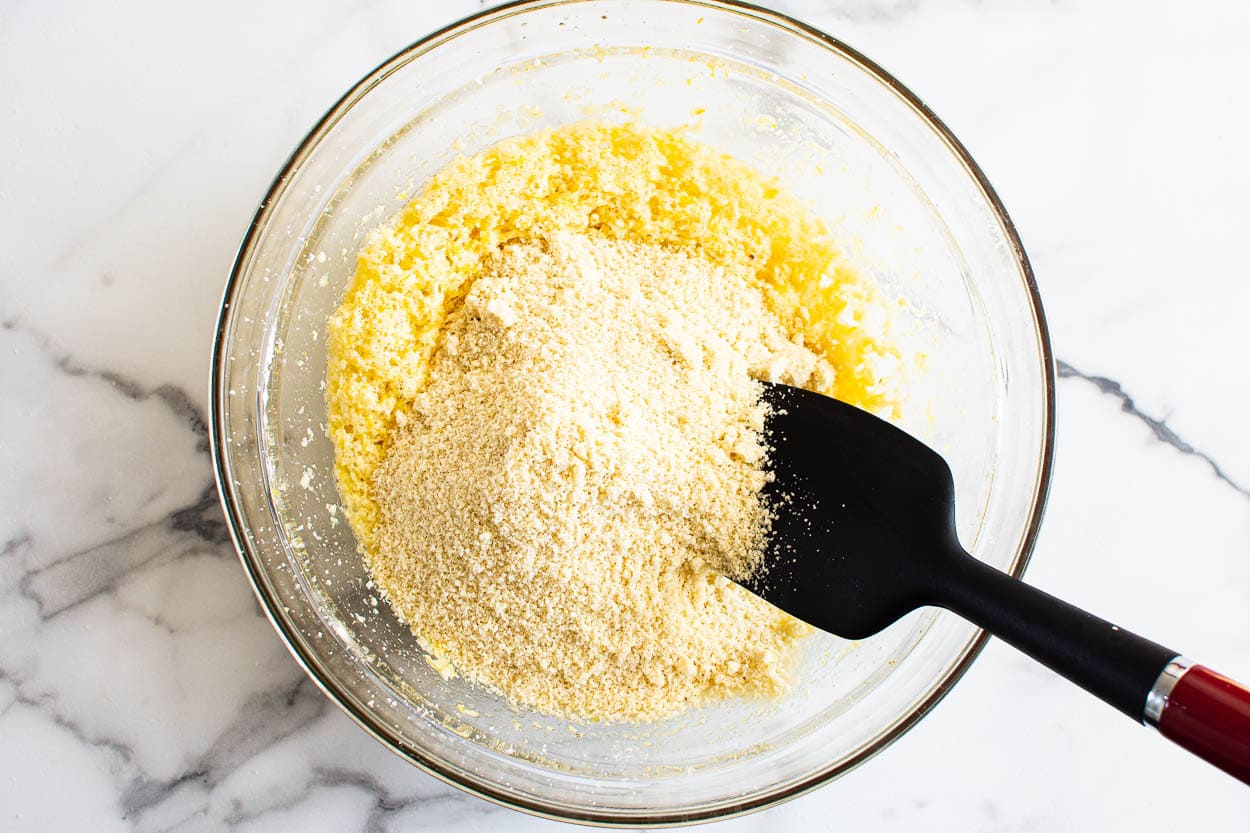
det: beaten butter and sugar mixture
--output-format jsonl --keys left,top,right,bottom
{"left": 328, "top": 122, "right": 895, "bottom": 722}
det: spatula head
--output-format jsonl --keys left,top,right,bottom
{"left": 740, "top": 382, "right": 964, "bottom": 640}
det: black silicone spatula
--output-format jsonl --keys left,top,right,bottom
{"left": 741, "top": 381, "right": 1250, "bottom": 785}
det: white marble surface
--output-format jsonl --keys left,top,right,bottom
{"left": 2, "top": 0, "right": 1248, "bottom": 829}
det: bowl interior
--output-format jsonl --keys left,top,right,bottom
{"left": 214, "top": 0, "right": 1051, "bottom": 823}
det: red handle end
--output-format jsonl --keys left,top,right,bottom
{"left": 1158, "top": 664, "right": 1250, "bottom": 785}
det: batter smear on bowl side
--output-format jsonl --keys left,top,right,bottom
{"left": 327, "top": 121, "right": 895, "bottom": 721}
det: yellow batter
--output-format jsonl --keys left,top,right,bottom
{"left": 327, "top": 121, "right": 896, "bottom": 717}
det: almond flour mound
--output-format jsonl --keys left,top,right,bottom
{"left": 371, "top": 232, "right": 829, "bottom": 721}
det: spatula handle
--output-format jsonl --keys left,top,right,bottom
{"left": 1149, "top": 661, "right": 1250, "bottom": 784}
{"left": 937, "top": 553, "right": 1177, "bottom": 719}
{"left": 935, "top": 553, "right": 1250, "bottom": 785}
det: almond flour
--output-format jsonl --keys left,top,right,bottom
{"left": 371, "top": 232, "right": 829, "bottom": 721}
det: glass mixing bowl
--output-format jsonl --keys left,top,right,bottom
{"left": 211, "top": 0, "right": 1054, "bottom": 824}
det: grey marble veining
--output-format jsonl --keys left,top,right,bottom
{"left": 1058, "top": 360, "right": 1249, "bottom": 499}
{"left": 1, "top": 1, "right": 1248, "bottom": 831}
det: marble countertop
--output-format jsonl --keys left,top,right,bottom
{"left": 2, "top": 1, "right": 1247, "bottom": 830}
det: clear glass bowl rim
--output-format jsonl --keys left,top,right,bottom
{"left": 209, "top": 0, "right": 1057, "bottom": 825}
